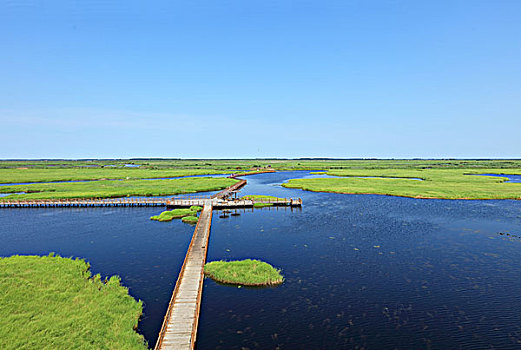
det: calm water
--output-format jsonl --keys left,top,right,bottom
{"left": 474, "top": 174, "right": 521, "bottom": 183}
{"left": 2, "top": 171, "right": 521, "bottom": 349}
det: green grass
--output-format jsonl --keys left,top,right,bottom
{"left": 3, "top": 159, "right": 521, "bottom": 174}
{"left": 0, "top": 254, "right": 146, "bottom": 350}
{"left": 0, "top": 177, "right": 239, "bottom": 201}
{"left": 2, "top": 159, "right": 520, "bottom": 200}
{"left": 203, "top": 259, "right": 284, "bottom": 286}
{"left": 242, "top": 195, "right": 283, "bottom": 200}
{"left": 189, "top": 205, "right": 203, "bottom": 212}
{"left": 243, "top": 195, "right": 285, "bottom": 208}
{"left": 253, "top": 203, "right": 274, "bottom": 208}
{"left": 283, "top": 168, "right": 521, "bottom": 200}
{"left": 181, "top": 215, "right": 199, "bottom": 224}
{"left": 150, "top": 208, "right": 198, "bottom": 222}
{"left": 0, "top": 168, "right": 231, "bottom": 184}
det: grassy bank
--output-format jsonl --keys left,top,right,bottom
{"left": 204, "top": 259, "right": 284, "bottom": 286}
{"left": 0, "top": 177, "right": 239, "bottom": 201}
{"left": 283, "top": 168, "right": 521, "bottom": 200}
{"left": 0, "top": 168, "right": 230, "bottom": 184}
{"left": 3, "top": 159, "right": 521, "bottom": 174}
{"left": 0, "top": 255, "right": 146, "bottom": 350}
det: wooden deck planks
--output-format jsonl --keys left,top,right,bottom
{"left": 155, "top": 202, "right": 213, "bottom": 350}
{"left": 0, "top": 198, "right": 167, "bottom": 208}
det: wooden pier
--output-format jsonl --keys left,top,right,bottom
{"left": 155, "top": 202, "right": 213, "bottom": 350}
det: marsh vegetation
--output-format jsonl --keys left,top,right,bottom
{"left": 0, "top": 177, "right": 238, "bottom": 201}
{"left": 283, "top": 168, "right": 521, "bottom": 200}
{"left": 0, "top": 254, "right": 146, "bottom": 350}
{"left": 150, "top": 208, "right": 199, "bottom": 222}
{"left": 203, "top": 259, "right": 284, "bottom": 286}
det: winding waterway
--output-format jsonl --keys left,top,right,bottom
{"left": 1, "top": 171, "right": 521, "bottom": 349}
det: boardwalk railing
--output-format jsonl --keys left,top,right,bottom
{"left": 0, "top": 198, "right": 166, "bottom": 208}
{"left": 210, "top": 179, "right": 247, "bottom": 199}
{"left": 155, "top": 204, "right": 213, "bottom": 350}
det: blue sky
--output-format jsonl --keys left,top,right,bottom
{"left": 1, "top": 1, "right": 520, "bottom": 159}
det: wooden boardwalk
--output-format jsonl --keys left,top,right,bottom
{"left": 0, "top": 198, "right": 166, "bottom": 208}
{"left": 0, "top": 197, "right": 302, "bottom": 209}
{"left": 155, "top": 202, "right": 213, "bottom": 350}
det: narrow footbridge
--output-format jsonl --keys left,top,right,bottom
{"left": 155, "top": 202, "right": 213, "bottom": 349}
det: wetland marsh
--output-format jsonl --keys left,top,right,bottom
{"left": 2, "top": 160, "right": 521, "bottom": 349}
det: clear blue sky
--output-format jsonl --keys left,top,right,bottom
{"left": 1, "top": 1, "right": 520, "bottom": 159}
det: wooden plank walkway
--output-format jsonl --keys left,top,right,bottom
{"left": 155, "top": 202, "right": 213, "bottom": 350}
{"left": 210, "top": 179, "right": 247, "bottom": 199}
{"left": 0, "top": 198, "right": 166, "bottom": 208}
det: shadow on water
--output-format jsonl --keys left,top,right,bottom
{"left": 1, "top": 171, "right": 521, "bottom": 349}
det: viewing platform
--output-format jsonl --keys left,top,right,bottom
{"left": 166, "top": 197, "right": 302, "bottom": 209}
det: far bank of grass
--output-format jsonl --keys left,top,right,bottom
{"left": 0, "top": 177, "right": 239, "bottom": 201}
{"left": 283, "top": 168, "right": 521, "bottom": 200}
{"left": 0, "top": 168, "right": 231, "bottom": 184}
{"left": 0, "top": 255, "right": 146, "bottom": 350}
{"left": 204, "top": 259, "right": 284, "bottom": 286}
{"left": 3, "top": 159, "right": 521, "bottom": 173}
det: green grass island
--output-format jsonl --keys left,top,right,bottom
{"left": 181, "top": 215, "right": 199, "bottom": 224}
{"left": 150, "top": 207, "right": 200, "bottom": 222}
{"left": 203, "top": 259, "right": 284, "bottom": 287}
{"left": 0, "top": 254, "right": 147, "bottom": 350}
{"left": 283, "top": 168, "right": 521, "bottom": 200}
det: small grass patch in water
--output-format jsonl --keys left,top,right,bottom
{"left": 253, "top": 202, "right": 273, "bottom": 208}
{"left": 242, "top": 195, "right": 282, "bottom": 201}
{"left": 204, "top": 259, "right": 284, "bottom": 286}
{"left": 150, "top": 208, "right": 197, "bottom": 222}
{"left": 243, "top": 195, "right": 284, "bottom": 208}
{"left": 189, "top": 205, "right": 203, "bottom": 212}
{"left": 181, "top": 215, "right": 199, "bottom": 224}
{"left": 0, "top": 254, "right": 146, "bottom": 350}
